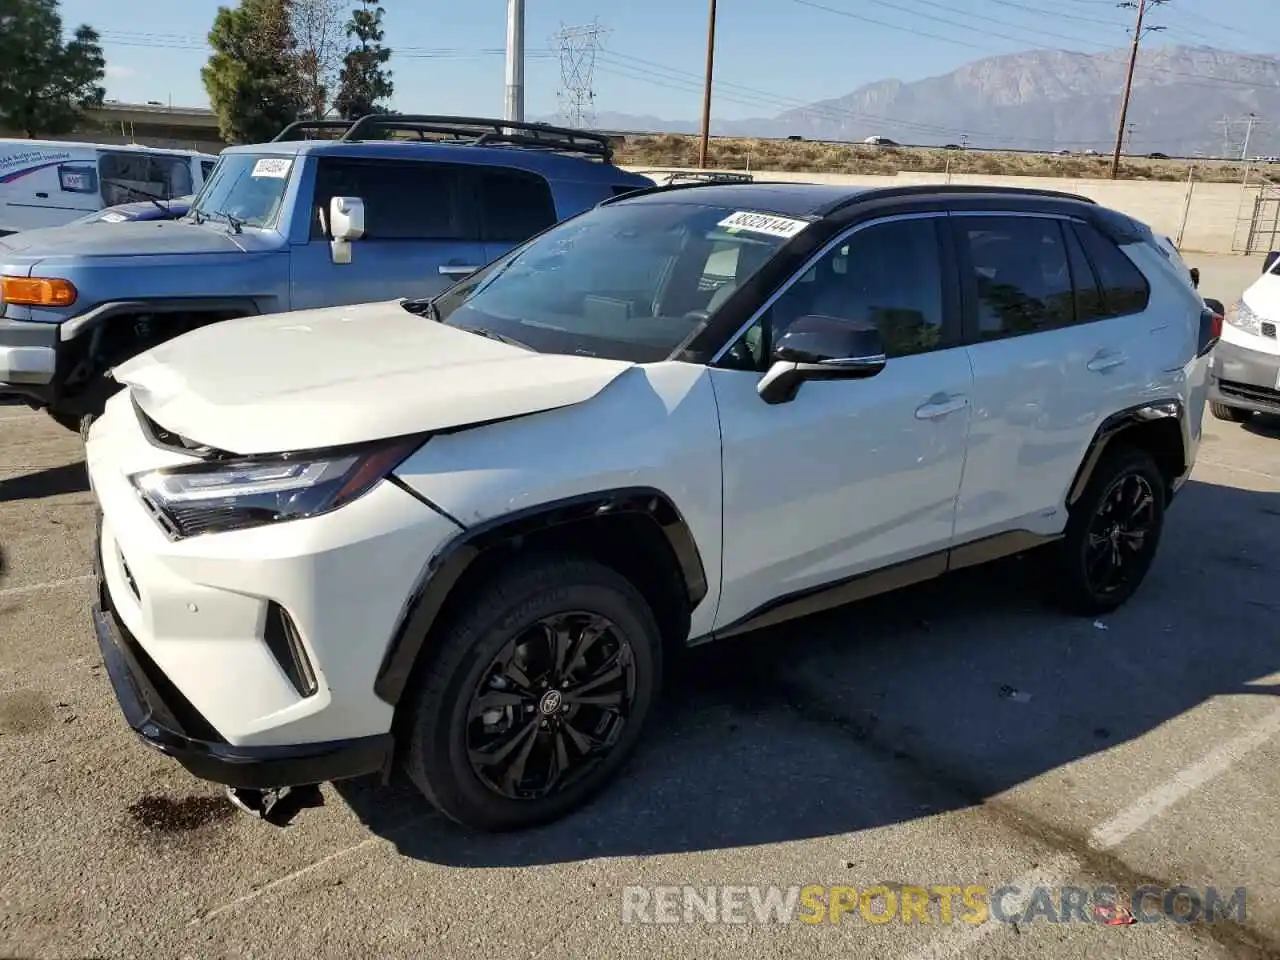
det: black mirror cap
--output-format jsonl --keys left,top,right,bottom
{"left": 1264, "top": 250, "right": 1280, "bottom": 275}
{"left": 1189, "top": 266, "right": 1200, "bottom": 288}
{"left": 1203, "top": 297, "right": 1225, "bottom": 316}
{"left": 773, "top": 314, "right": 886, "bottom": 365}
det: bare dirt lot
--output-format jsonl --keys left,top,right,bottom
{"left": 1, "top": 256, "right": 1278, "bottom": 959}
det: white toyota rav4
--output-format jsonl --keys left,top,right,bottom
{"left": 85, "top": 183, "right": 1215, "bottom": 831}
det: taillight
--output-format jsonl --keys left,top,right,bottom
{"left": 1197, "top": 307, "right": 1221, "bottom": 358}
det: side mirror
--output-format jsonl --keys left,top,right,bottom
{"left": 329, "top": 195, "right": 365, "bottom": 264}
{"left": 1203, "top": 297, "right": 1224, "bottom": 316}
{"left": 757, "top": 314, "right": 887, "bottom": 405}
{"left": 1264, "top": 250, "right": 1279, "bottom": 275}
{"left": 1189, "top": 266, "right": 1200, "bottom": 289}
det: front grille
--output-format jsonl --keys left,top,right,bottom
{"left": 1262, "top": 321, "right": 1277, "bottom": 339}
{"left": 1219, "top": 379, "right": 1280, "bottom": 406}
{"left": 118, "top": 547, "right": 140, "bottom": 602}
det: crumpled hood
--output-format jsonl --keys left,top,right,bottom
{"left": 0, "top": 218, "right": 249, "bottom": 258}
{"left": 111, "top": 300, "right": 635, "bottom": 455}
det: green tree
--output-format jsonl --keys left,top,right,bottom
{"left": 334, "top": 0, "right": 393, "bottom": 120}
{"left": 0, "top": 0, "right": 105, "bottom": 138}
{"left": 201, "top": 0, "right": 305, "bottom": 144}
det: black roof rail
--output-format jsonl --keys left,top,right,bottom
{"left": 271, "top": 119, "right": 360, "bottom": 142}
{"left": 845, "top": 183, "right": 1096, "bottom": 205}
{"left": 635, "top": 169, "right": 755, "bottom": 185}
{"left": 294, "top": 114, "right": 616, "bottom": 161}
{"left": 598, "top": 176, "right": 773, "bottom": 205}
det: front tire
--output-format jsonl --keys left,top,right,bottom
{"left": 402, "top": 554, "right": 662, "bottom": 832}
{"left": 1210, "top": 401, "right": 1251, "bottom": 423}
{"left": 1049, "top": 446, "right": 1166, "bottom": 616}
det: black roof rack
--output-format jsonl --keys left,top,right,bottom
{"left": 637, "top": 169, "right": 755, "bottom": 186}
{"left": 272, "top": 114, "right": 615, "bottom": 161}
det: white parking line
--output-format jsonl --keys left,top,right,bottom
{"left": 902, "top": 703, "right": 1280, "bottom": 959}
{"left": 1089, "top": 705, "right": 1280, "bottom": 849}
{"left": 0, "top": 575, "right": 95, "bottom": 599}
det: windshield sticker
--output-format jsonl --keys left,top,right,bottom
{"left": 251, "top": 157, "right": 292, "bottom": 179}
{"left": 717, "top": 211, "right": 810, "bottom": 239}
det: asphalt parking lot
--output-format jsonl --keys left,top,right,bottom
{"left": 1, "top": 254, "right": 1278, "bottom": 960}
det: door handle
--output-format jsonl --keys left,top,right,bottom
{"left": 1087, "top": 350, "right": 1127, "bottom": 373}
{"left": 439, "top": 264, "right": 480, "bottom": 276}
{"left": 914, "top": 394, "right": 969, "bottom": 420}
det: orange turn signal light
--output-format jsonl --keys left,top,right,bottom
{"left": 0, "top": 276, "right": 78, "bottom": 307}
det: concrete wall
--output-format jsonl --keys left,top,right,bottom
{"left": 624, "top": 166, "right": 1273, "bottom": 255}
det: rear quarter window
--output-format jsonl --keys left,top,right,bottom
{"left": 1071, "top": 220, "right": 1151, "bottom": 317}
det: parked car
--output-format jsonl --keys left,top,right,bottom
{"left": 1207, "top": 249, "right": 1280, "bottom": 422}
{"left": 0, "top": 139, "right": 217, "bottom": 235}
{"left": 0, "top": 115, "right": 653, "bottom": 435}
{"left": 85, "top": 182, "right": 1212, "bottom": 832}
{"left": 71, "top": 195, "right": 195, "bottom": 225}
{"left": 864, "top": 136, "right": 899, "bottom": 146}
{"left": 1146, "top": 152, "right": 1170, "bottom": 160}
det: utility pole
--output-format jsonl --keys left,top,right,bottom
{"left": 1217, "top": 115, "right": 1235, "bottom": 159}
{"left": 698, "top": 0, "right": 718, "bottom": 168}
{"left": 1110, "top": 0, "right": 1166, "bottom": 179}
{"left": 504, "top": 0, "right": 525, "bottom": 123}
{"left": 1241, "top": 112, "right": 1260, "bottom": 161}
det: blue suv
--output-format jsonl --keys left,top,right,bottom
{"left": 0, "top": 115, "right": 652, "bottom": 433}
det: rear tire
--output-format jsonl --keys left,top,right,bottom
{"left": 401, "top": 553, "right": 662, "bottom": 832}
{"left": 1210, "top": 401, "right": 1251, "bottom": 423}
{"left": 1048, "top": 446, "right": 1166, "bottom": 616}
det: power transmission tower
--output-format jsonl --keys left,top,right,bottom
{"left": 552, "top": 20, "right": 609, "bottom": 129}
{"left": 1217, "top": 115, "right": 1235, "bottom": 159}
{"left": 1110, "top": 0, "right": 1167, "bottom": 179}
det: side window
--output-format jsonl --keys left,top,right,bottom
{"left": 99, "top": 153, "right": 192, "bottom": 203}
{"left": 311, "top": 158, "right": 476, "bottom": 241}
{"left": 1063, "top": 223, "right": 1106, "bottom": 324}
{"left": 477, "top": 168, "right": 556, "bottom": 243}
{"left": 764, "top": 217, "right": 946, "bottom": 359}
{"left": 201, "top": 160, "right": 217, "bottom": 182}
{"left": 957, "top": 216, "right": 1074, "bottom": 340}
{"left": 1071, "top": 221, "right": 1151, "bottom": 317}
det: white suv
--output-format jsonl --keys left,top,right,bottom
{"left": 85, "top": 183, "right": 1214, "bottom": 832}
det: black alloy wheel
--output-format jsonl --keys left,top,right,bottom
{"left": 1049, "top": 446, "right": 1166, "bottom": 615}
{"left": 466, "top": 611, "right": 637, "bottom": 801}
{"left": 1083, "top": 472, "right": 1158, "bottom": 598}
{"left": 403, "top": 554, "right": 661, "bottom": 831}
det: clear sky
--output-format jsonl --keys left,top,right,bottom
{"left": 57, "top": 0, "right": 1280, "bottom": 122}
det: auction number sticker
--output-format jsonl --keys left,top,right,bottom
{"left": 717, "top": 210, "right": 811, "bottom": 239}
{"left": 251, "top": 157, "right": 293, "bottom": 179}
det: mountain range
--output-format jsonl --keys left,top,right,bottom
{"left": 551, "top": 45, "right": 1280, "bottom": 157}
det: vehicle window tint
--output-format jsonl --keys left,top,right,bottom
{"left": 98, "top": 152, "right": 193, "bottom": 204}
{"left": 765, "top": 217, "right": 945, "bottom": 358}
{"left": 958, "top": 216, "right": 1074, "bottom": 339}
{"left": 478, "top": 168, "right": 556, "bottom": 243}
{"left": 1071, "top": 221, "right": 1150, "bottom": 316}
{"left": 1063, "top": 222, "right": 1106, "bottom": 323}
{"left": 311, "top": 158, "right": 475, "bottom": 241}
{"left": 201, "top": 160, "right": 217, "bottom": 181}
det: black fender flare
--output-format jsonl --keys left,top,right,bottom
{"left": 1065, "top": 398, "right": 1186, "bottom": 507}
{"left": 373, "top": 487, "right": 708, "bottom": 705}
{"left": 59, "top": 297, "right": 264, "bottom": 342}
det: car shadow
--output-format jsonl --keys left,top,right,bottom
{"left": 1242, "top": 413, "right": 1280, "bottom": 440}
{"left": 0, "top": 461, "right": 89, "bottom": 503}
{"left": 335, "top": 476, "right": 1280, "bottom": 867}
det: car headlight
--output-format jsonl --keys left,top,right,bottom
{"left": 130, "top": 437, "right": 421, "bottom": 539}
{"left": 1225, "top": 300, "right": 1262, "bottom": 336}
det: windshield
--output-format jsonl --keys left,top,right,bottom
{"left": 189, "top": 153, "right": 294, "bottom": 229}
{"left": 430, "top": 201, "right": 806, "bottom": 362}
